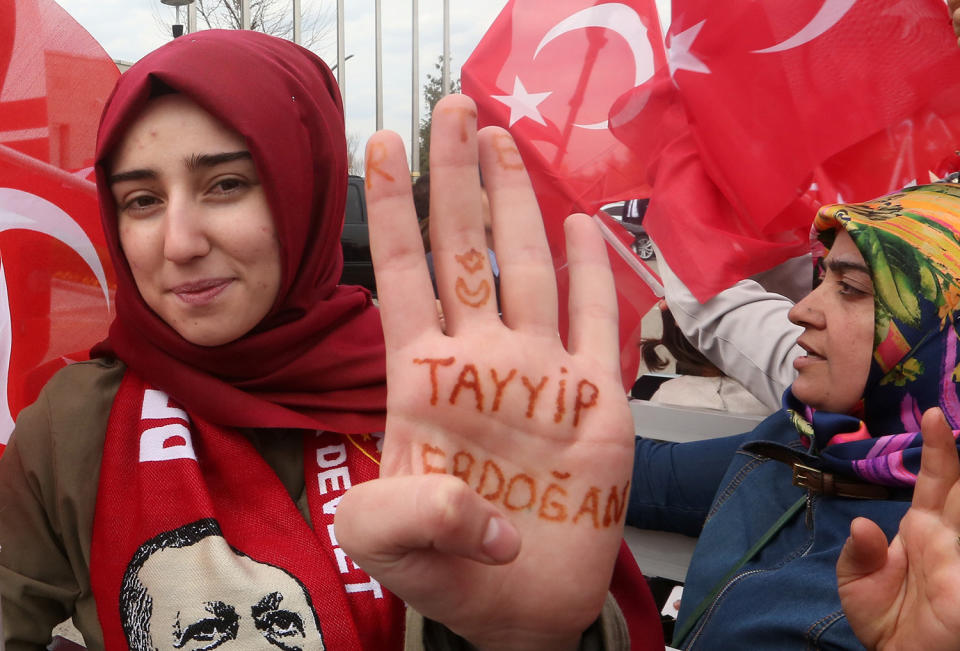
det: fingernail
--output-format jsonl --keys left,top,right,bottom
{"left": 481, "top": 515, "right": 520, "bottom": 563}
{"left": 482, "top": 515, "right": 501, "bottom": 547}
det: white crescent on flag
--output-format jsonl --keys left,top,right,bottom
{"left": 752, "top": 0, "right": 858, "bottom": 53}
{"left": 0, "top": 260, "right": 14, "bottom": 446}
{"left": 0, "top": 188, "right": 111, "bottom": 445}
{"left": 0, "top": 189, "right": 110, "bottom": 306}
{"left": 534, "top": 3, "right": 657, "bottom": 130}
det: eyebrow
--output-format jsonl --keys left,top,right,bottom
{"left": 252, "top": 591, "right": 284, "bottom": 617}
{"left": 826, "top": 258, "right": 871, "bottom": 276}
{"left": 187, "top": 150, "right": 252, "bottom": 170}
{"left": 108, "top": 150, "right": 252, "bottom": 186}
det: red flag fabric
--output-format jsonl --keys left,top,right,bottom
{"left": 0, "top": 0, "right": 119, "bottom": 453}
{"left": 612, "top": 0, "right": 960, "bottom": 301}
{"left": 462, "top": 0, "right": 667, "bottom": 389}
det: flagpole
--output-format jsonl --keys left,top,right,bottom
{"left": 552, "top": 31, "right": 605, "bottom": 168}
{"left": 376, "top": 0, "right": 383, "bottom": 130}
{"left": 337, "top": 0, "right": 346, "bottom": 101}
{"left": 442, "top": 0, "right": 450, "bottom": 96}
{"left": 411, "top": 0, "right": 420, "bottom": 176}
{"left": 240, "top": 0, "right": 250, "bottom": 29}
{"left": 591, "top": 215, "right": 664, "bottom": 297}
{"left": 292, "top": 0, "right": 301, "bottom": 44}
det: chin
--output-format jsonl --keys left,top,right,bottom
{"left": 175, "top": 327, "right": 237, "bottom": 347}
{"left": 791, "top": 381, "right": 816, "bottom": 407}
{"left": 793, "top": 389, "right": 856, "bottom": 414}
{"left": 792, "top": 387, "right": 830, "bottom": 413}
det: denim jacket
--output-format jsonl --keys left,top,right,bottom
{"left": 629, "top": 410, "right": 910, "bottom": 649}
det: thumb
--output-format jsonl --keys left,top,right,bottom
{"left": 837, "top": 516, "right": 889, "bottom": 587}
{"left": 335, "top": 474, "right": 521, "bottom": 571}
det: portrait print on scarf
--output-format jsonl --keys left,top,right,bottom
{"left": 787, "top": 182, "right": 960, "bottom": 487}
{"left": 86, "top": 31, "right": 403, "bottom": 650}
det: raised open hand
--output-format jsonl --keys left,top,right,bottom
{"left": 837, "top": 408, "right": 960, "bottom": 650}
{"left": 334, "top": 94, "right": 634, "bottom": 650}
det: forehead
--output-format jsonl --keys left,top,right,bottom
{"left": 825, "top": 229, "right": 866, "bottom": 266}
{"left": 109, "top": 94, "right": 246, "bottom": 172}
{"left": 138, "top": 537, "right": 309, "bottom": 607}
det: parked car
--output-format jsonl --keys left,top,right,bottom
{"left": 340, "top": 174, "right": 377, "bottom": 295}
{"left": 599, "top": 199, "right": 655, "bottom": 260}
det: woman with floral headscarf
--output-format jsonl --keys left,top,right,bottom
{"left": 0, "top": 29, "right": 662, "bottom": 650}
{"left": 629, "top": 182, "right": 960, "bottom": 649}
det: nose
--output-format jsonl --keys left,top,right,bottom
{"left": 788, "top": 285, "right": 825, "bottom": 329}
{"left": 163, "top": 195, "right": 211, "bottom": 263}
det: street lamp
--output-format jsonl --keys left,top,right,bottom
{"left": 161, "top": 0, "right": 195, "bottom": 38}
{"left": 330, "top": 53, "right": 354, "bottom": 72}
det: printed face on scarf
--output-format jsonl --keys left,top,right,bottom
{"left": 788, "top": 229, "right": 875, "bottom": 413}
{"left": 128, "top": 535, "right": 323, "bottom": 650}
{"left": 109, "top": 93, "right": 282, "bottom": 347}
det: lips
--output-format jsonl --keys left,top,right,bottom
{"left": 797, "top": 340, "right": 825, "bottom": 360}
{"left": 794, "top": 339, "right": 826, "bottom": 371}
{"left": 170, "top": 278, "right": 232, "bottom": 305}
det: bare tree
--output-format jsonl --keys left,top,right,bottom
{"left": 346, "top": 132, "right": 363, "bottom": 176}
{"left": 154, "top": 0, "right": 334, "bottom": 53}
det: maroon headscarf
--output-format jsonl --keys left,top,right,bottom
{"left": 91, "top": 30, "right": 386, "bottom": 433}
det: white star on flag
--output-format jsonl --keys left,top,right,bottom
{"left": 492, "top": 77, "right": 552, "bottom": 127}
{"left": 667, "top": 19, "right": 711, "bottom": 78}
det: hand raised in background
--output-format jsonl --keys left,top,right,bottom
{"left": 837, "top": 407, "right": 960, "bottom": 651}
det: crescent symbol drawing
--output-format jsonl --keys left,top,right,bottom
{"left": 534, "top": 3, "right": 656, "bottom": 130}
{"left": 752, "top": 0, "right": 857, "bottom": 54}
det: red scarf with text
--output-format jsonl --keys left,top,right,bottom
{"left": 90, "top": 372, "right": 404, "bottom": 650}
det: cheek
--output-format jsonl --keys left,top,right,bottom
{"left": 118, "top": 222, "right": 150, "bottom": 273}
{"left": 843, "top": 312, "right": 876, "bottom": 378}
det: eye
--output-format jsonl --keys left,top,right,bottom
{"left": 837, "top": 278, "right": 872, "bottom": 297}
{"left": 175, "top": 605, "right": 239, "bottom": 650}
{"left": 120, "top": 193, "right": 162, "bottom": 215}
{"left": 209, "top": 177, "right": 249, "bottom": 196}
{"left": 255, "top": 609, "right": 306, "bottom": 650}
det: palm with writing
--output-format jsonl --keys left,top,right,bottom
{"left": 837, "top": 408, "right": 960, "bottom": 650}
{"left": 334, "top": 95, "right": 634, "bottom": 651}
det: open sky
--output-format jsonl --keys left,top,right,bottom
{"left": 52, "top": 0, "right": 672, "bottom": 169}
{"left": 53, "top": 0, "right": 509, "bottom": 169}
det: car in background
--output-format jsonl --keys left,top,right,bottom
{"left": 599, "top": 198, "right": 655, "bottom": 260}
{"left": 340, "top": 174, "right": 377, "bottom": 295}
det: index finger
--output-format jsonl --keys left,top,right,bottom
{"left": 912, "top": 407, "right": 960, "bottom": 514}
{"left": 365, "top": 131, "right": 442, "bottom": 350}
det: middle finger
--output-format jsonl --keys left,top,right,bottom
{"left": 429, "top": 95, "right": 500, "bottom": 334}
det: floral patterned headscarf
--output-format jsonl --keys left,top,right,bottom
{"left": 794, "top": 182, "right": 960, "bottom": 487}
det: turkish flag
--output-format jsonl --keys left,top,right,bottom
{"left": 462, "top": 0, "right": 667, "bottom": 391}
{"left": 613, "top": 0, "right": 960, "bottom": 300}
{"left": 0, "top": 0, "right": 118, "bottom": 170}
{"left": 0, "top": 0, "right": 119, "bottom": 454}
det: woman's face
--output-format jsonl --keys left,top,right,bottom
{"left": 109, "top": 94, "right": 282, "bottom": 347}
{"left": 788, "top": 229, "right": 875, "bottom": 413}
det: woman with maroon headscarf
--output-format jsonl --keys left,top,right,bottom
{"left": 0, "top": 30, "right": 658, "bottom": 650}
